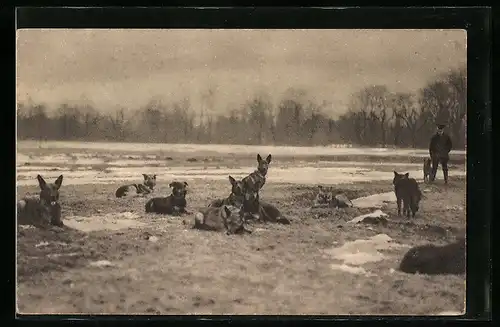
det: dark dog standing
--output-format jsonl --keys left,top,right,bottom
{"left": 393, "top": 171, "right": 422, "bottom": 218}
{"left": 17, "top": 174, "right": 64, "bottom": 228}
{"left": 145, "top": 181, "right": 188, "bottom": 215}
{"left": 116, "top": 174, "right": 156, "bottom": 198}
{"left": 423, "top": 158, "right": 432, "bottom": 183}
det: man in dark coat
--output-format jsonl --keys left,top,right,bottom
{"left": 429, "top": 124, "right": 453, "bottom": 184}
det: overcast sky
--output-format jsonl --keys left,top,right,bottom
{"left": 16, "top": 29, "right": 466, "bottom": 117}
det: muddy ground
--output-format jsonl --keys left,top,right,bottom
{"left": 16, "top": 176, "right": 466, "bottom": 315}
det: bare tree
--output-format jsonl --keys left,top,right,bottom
{"left": 446, "top": 66, "right": 467, "bottom": 147}
{"left": 391, "top": 92, "right": 424, "bottom": 147}
{"left": 397, "top": 93, "right": 430, "bottom": 148}
{"left": 108, "top": 108, "right": 129, "bottom": 141}
{"left": 346, "top": 90, "right": 371, "bottom": 144}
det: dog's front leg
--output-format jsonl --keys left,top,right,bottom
{"left": 397, "top": 197, "right": 402, "bottom": 216}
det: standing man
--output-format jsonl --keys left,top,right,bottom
{"left": 429, "top": 123, "right": 453, "bottom": 184}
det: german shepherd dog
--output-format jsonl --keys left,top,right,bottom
{"left": 115, "top": 174, "right": 156, "bottom": 198}
{"left": 17, "top": 174, "right": 64, "bottom": 228}
{"left": 393, "top": 171, "right": 423, "bottom": 218}
{"left": 193, "top": 205, "right": 252, "bottom": 235}
{"left": 312, "top": 185, "right": 353, "bottom": 209}
{"left": 423, "top": 158, "right": 432, "bottom": 182}
{"left": 145, "top": 181, "right": 189, "bottom": 215}
{"left": 399, "top": 237, "right": 465, "bottom": 275}
{"left": 241, "top": 154, "right": 272, "bottom": 219}
{"left": 312, "top": 185, "right": 335, "bottom": 208}
{"left": 242, "top": 154, "right": 272, "bottom": 193}
{"left": 210, "top": 176, "right": 290, "bottom": 224}
{"left": 209, "top": 176, "right": 247, "bottom": 208}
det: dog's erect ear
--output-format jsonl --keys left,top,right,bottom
{"left": 404, "top": 173, "right": 410, "bottom": 178}
{"left": 169, "top": 182, "right": 174, "bottom": 188}
{"left": 318, "top": 185, "right": 323, "bottom": 190}
{"left": 36, "top": 174, "right": 47, "bottom": 190}
{"left": 266, "top": 154, "right": 272, "bottom": 164}
{"left": 153, "top": 174, "right": 157, "bottom": 179}
{"left": 257, "top": 154, "right": 262, "bottom": 162}
{"left": 54, "top": 175, "right": 64, "bottom": 189}
{"left": 393, "top": 171, "right": 398, "bottom": 177}
{"left": 142, "top": 174, "right": 148, "bottom": 180}
{"left": 229, "top": 175, "right": 236, "bottom": 186}
{"left": 184, "top": 181, "right": 188, "bottom": 187}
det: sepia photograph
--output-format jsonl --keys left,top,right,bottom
{"left": 16, "top": 28, "right": 466, "bottom": 315}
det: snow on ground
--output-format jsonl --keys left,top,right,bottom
{"left": 323, "top": 234, "right": 410, "bottom": 275}
{"left": 16, "top": 141, "right": 466, "bottom": 186}
{"left": 16, "top": 166, "right": 466, "bottom": 187}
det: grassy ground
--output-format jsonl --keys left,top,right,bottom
{"left": 16, "top": 176, "right": 466, "bottom": 315}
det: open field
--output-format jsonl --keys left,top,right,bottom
{"left": 16, "top": 142, "right": 466, "bottom": 315}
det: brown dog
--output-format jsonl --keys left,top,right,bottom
{"left": 242, "top": 154, "right": 272, "bottom": 193}
{"left": 210, "top": 176, "right": 289, "bottom": 224}
{"left": 17, "top": 174, "right": 64, "bottom": 228}
{"left": 115, "top": 174, "right": 156, "bottom": 198}
{"left": 209, "top": 175, "right": 246, "bottom": 208}
{"left": 193, "top": 205, "right": 252, "bottom": 235}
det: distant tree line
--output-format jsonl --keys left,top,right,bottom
{"left": 17, "top": 66, "right": 466, "bottom": 149}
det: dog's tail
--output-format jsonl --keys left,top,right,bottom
{"left": 145, "top": 199, "right": 154, "bottom": 213}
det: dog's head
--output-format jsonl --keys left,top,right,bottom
{"left": 228, "top": 175, "right": 245, "bottom": 197}
{"left": 169, "top": 181, "right": 188, "bottom": 198}
{"left": 256, "top": 154, "right": 272, "bottom": 175}
{"left": 37, "top": 174, "right": 63, "bottom": 206}
{"left": 221, "top": 205, "right": 250, "bottom": 235}
{"left": 393, "top": 171, "right": 409, "bottom": 186}
{"left": 423, "top": 158, "right": 431, "bottom": 169}
{"left": 142, "top": 174, "right": 157, "bottom": 190}
{"left": 316, "top": 185, "right": 333, "bottom": 204}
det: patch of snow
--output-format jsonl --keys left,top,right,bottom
{"left": 324, "top": 234, "right": 408, "bottom": 266}
{"left": 351, "top": 192, "right": 396, "bottom": 209}
{"left": 348, "top": 209, "right": 388, "bottom": 224}
{"left": 47, "top": 252, "right": 80, "bottom": 258}
{"left": 330, "top": 264, "right": 375, "bottom": 276}
{"left": 35, "top": 241, "right": 50, "bottom": 248}
{"left": 89, "top": 260, "right": 116, "bottom": 268}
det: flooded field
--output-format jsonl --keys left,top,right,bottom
{"left": 16, "top": 141, "right": 466, "bottom": 186}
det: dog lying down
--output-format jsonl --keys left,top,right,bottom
{"left": 17, "top": 174, "right": 65, "bottom": 228}
{"left": 399, "top": 237, "right": 465, "bottom": 275}
{"left": 116, "top": 174, "right": 156, "bottom": 198}
{"left": 145, "top": 181, "right": 189, "bottom": 215}
{"left": 193, "top": 205, "right": 252, "bottom": 235}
